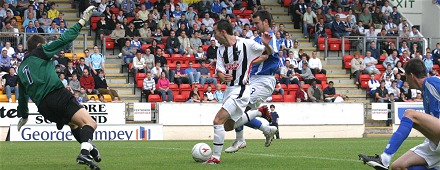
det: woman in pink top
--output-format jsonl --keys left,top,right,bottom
{"left": 157, "top": 71, "right": 173, "bottom": 102}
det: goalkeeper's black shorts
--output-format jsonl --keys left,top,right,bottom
{"left": 38, "top": 88, "right": 83, "bottom": 130}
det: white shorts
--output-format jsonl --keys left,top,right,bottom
{"left": 248, "top": 75, "right": 276, "bottom": 110}
{"left": 222, "top": 85, "right": 250, "bottom": 122}
{"left": 410, "top": 138, "right": 440, "bottom": 168}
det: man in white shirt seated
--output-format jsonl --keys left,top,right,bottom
{"left": 363, "top": 51, "right": 381, "bottom": 75}
{"left": 308, "top": 51, "right": 326, "bottom": 75}
{"left": 367, "top": 74, "right": 380, "bottom": 96}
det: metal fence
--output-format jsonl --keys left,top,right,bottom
{"left": 333, "top": 36, "right": 433, "bottom": 58}
{"left": 0, "top": 32, "right": 88, "bottom": 53}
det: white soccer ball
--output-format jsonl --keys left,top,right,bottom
{"left": 191, "top": 143, "right": 212, "bottom": 162}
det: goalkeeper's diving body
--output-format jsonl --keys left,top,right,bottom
{"left": 16, "top": 6, "right": 101, "bottom": 170}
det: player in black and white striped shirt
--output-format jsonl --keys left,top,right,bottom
{"left": 204, "top": 20, "right": 273, "bottom": 164}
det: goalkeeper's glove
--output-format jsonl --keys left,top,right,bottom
{"left": 78, "top": 6, "right": 96, "bottom": 27}
{"left": 17, "top": 117, "right": 28, "bottom": 131}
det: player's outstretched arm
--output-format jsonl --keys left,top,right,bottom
{"left": 260, "top": 32, "right": 274, "bottom": 55}
{"left": 17, "top": 80, "right": 29, "bottom": 131}
{"left": 42, "top": 6, "right": 96, "bottom": 58}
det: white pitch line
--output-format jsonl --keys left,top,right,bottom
{"left": 144, "top": 146, "right": 358, "bottom": 163}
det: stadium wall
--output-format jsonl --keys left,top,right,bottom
{"left": 158, "top": 103, "right": 366, "bottom": 139}
{"left": 389, "top": 0, "right": 440, "bottom": 38}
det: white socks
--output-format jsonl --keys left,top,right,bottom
{"left": 213, "top": 125, "right": 225, "bottom": 159}
{"left": 236, "top": 130, "right": 244, "bottom": 141}
{"left": 259, "top": 125, "right": 270, "bottom": 134}
{"left": 80, "top": 142, "right": 93, "bottom": 151}
{"left": 233, "top": 110, "right": 262, "bottom": 129}
{"left": 380, "top": 152, "right": 393, "bottom": 167}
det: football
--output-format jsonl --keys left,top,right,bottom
{"left": 191, "top": 143, "right": 212, "bottom": 162}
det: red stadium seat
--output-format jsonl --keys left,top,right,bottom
{"left": 315, "top": 74, "right": 327, "bottom": 83}
{"left": 148, "top": 95, "right": 162, "bottom": 103}
{"left": 174, "top": 94, "right": 187, "bottom": 102}
{"left": 202, "top": 45, "right": 210, "bottom": 52}
{"left": 179, "top": 84, "right": 192, "bottom": 92}
{"left": 343, "top": 55, "right": 354, "bottom": 69}
{"left": 287, "top": 84, "right": 299, "bottom": 93}
{"left": 376, "top": 64, "right": 385, "bottom": 72}
{"left": 271, "top": 95, "right": 283, "bottom": 102}
{"left": 284, "top": 94, "right": 296, "bottom": 102}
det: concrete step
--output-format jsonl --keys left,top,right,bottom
{"left": 324, "top": 69, "right": 346, "bottom": 74}
{"left": 364, "top": 126, "right": 393, "bottom": 134}
{"left": 56, "top": 3, "right": 73, "bottom": 9}
{"left": 62, "top": 12, "right": 79, "bottom": 19}
{"left": 265, "top": 6, "right": 288, "bottom": 12}
{"left": 106, "top": 78, "right": 127, "bottom": 84}
{"left": 112, "top": 87, "right": 134, "bottom": 95}
{"left": 272, "top": 15, "right": 291, "bottom": 21}
{"left": 107, "top": 83, "right": 133, "bottom": 88}
{"left": 335, "top": 88, "right": 364, "bottom": 95}
{"left": 327, "top": 78, "right": 356, "bottom": 85}
{"left": 327, "top": 74, "right": 351, "bottom": 78}
{"left": 105, "top": 68, "right": 121, "bottom": 74}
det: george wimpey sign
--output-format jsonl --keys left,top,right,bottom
{"left": 0, "top": 103, "right": 126, "bottom": 126}
{"left": 9, "top": 124, "right": 163, "bottom": 141}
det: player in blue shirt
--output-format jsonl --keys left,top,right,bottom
{"left": 225, "top": 10, "right": 280, "bottom": 153}
{"left": 360, "top": 59, "right": 440, "bottom": 170}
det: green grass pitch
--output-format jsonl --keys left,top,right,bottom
{"left": 0, "top": 137, "right": 425, "bottom": 169}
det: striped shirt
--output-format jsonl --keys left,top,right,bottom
{"left": 423, "top": 76, "right": 440, "bottom": 118}
{"left": 216, "top": 37, "right": 265, "bottom": 86}
{"left": 143, "top": 77, "right": 156, "bottom": 90}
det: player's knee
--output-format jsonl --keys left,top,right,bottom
{"left": 403, "top": 109, "right": 418, "bottom": 121}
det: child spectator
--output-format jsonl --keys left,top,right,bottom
{"left": 213, "top": 84, "right": 224, "bottom": 102}
{"left": 203, "top": 85, "right": 216, "bottom": 102}
{"left": 59, "top": 73, "right": 67, "bottom": 87}
{"left": 269, "top": 104, "right": 280, "bottom": 139}
{"left": 74, "top": 92, "right": 83, "bottom": 103}
{"left": 69, "top": 73, "right": 81, "bottom": 92}
{"left": 79, "top": 88, "right": 89, "bottom": 102}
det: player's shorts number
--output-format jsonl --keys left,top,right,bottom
{"left": 250, "top": 88, "right": 256, "bottom": 95}
{"left": 23, "top": 65, "right": 33, "bottom": 84}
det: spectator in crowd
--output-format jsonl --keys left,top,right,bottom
{"left": 53, "top": 13, "right": 68, "bottom": 26}
{"left": 0, "top": 4, "right": 14, "bottom": 19}
{"left": 185, "top": 61, "right": 200, "bottom": 84}
{"left": 399, "top": 50, "right": 411, "bottom": 64}
{"left": 76, "top": 57, "right": 89, "bottom": 78}
{"left": 197, "top": 61, "right": 216, "bottom": 87}
{"left": 187, "top": 92, "right": 201, "bottom": 103}
{"left": 0, "top": 50, "right": 11, "bottom": 72}
{"left": 383, "top": 49, "right": 400, "bottom": 69}
{"left": 299, "top": 62, "right": 320, "bottom": 84}
{"left": 166, "top": 31, "right": 184, "bottom": 55}
{"left": 273, "top": 80, "right": 285, "bottom": 97}
{"left": 89, "top": 46, "right": 106, "bottom": 76}
{"left": 388, "top": 80, "right": 400, "bottom": 98}
{"left": 110, "top": 23, "right": 126, "bottom": 51}
{"left": 88, "top": 96, "right": 99, "bottom": 103}
{"left": 154, "top": 48, "right": 167, "bottom": 68}
{"left": 399, "top": 81, "right": 413, "bottom": 100}
{"left": 69, "top": 73, "right": 81, "bottom": 93}
{"left": 132, "top": 50, "right": 147, "bottom": 75}
{"left": 200, "top": 24, "right": 212, "bottom": 44}
{"left": 1, "top": 67, "right": 18, "bottom": 103}
{"left": 202, "top": 13, "right": 215, "bottom": 31}
{"left": 79, "top": 88, "right": 89, "bottom": 103}
{"left": 424, "top": 51, "right": 433, "bottom": 73}
{"left": 22, "top": 12, "right": 36, "bottom": 28}
{"left": 195, "top": 46, "right": 207, "bottom": 63}
{"left": 385, "top": 17, "right": 398, "bottom": 36}
{"left": 269, "top": 104, "right": 280, "bottom": 139}
{"left": 122, "top": 0, "right": 135, "bottom": 17}
{"left": 95, "top": 14, "right": 111, "bottom": 45}
{"left": 314, "top": 18, "right": 327, "bottom": 47}
{"left": 97, "top": 94, "right": 106, "bottom": 103}
{"left": 174, "top": 62, "right": 189, "bottom": 86}
{"left": 432, "top": 43, "right": 440, "bottom": 65}
{"left": 64, "top": 61, "right": 77, "bottom": 81}
{"left": 80, "top": 68, "right": 99, "bottom": 94}
{"left": 203, "top": 85, "right": 216, "bottom": 102}
{"left": 351, "top": 52, "right": 368, "bottom": 85}
{"left": 157, "top": 71, "right": 173, "bottom": 102}
{"left": 332, "top": 14, "right": 349, "bottom": 38}
{"left": 143, "top": 48, "right": 155, "bottom": 70}
{"left": 2, "top": 42, "right": 15, "bottom": 57}
{"left": 303, "top": 7, "right": 317, "bottom": 38}
{"left": 213, "top": 84, "right": 224, "bottom": 102}
{"left": 163, "top": 63, "right": 175, "bottom": 84}
{"left": 59, "top": 73, "right": 68, "bottom": 87}
{"left": 368, "top": 73, "right": 380, "bottom": 96}
{"left": 309, "top": 51, "right": 326, "bottom": 75}
{"left": 178, "top": 32, "right": 192, "bottom": 55}
{"left": 143, "top": 71, "right": 159, "bottom": 102}
{"left": 206, "top": 40, "right": 218, "bottom": 62}
{"left": 323, "top": 81, "right": 336, "bottom": 102}
{"left": 74, "top": 92, "right": 83, "bottom": 103}
{"left": 121, "top": 40, "right": 136, "bottom": 64}
{"left": 395, "top": 73, "right": 403, "bottom": 88}
{"left": 190, "top": 32, "right": 203, "bottom": 55}
{"left": 24, "top": 21, "right": 37, "bottom": 33}
{"left": 125, "top": 22, "right": 140, "bottom": 38}
{"left": 139, "top": 22, "right": 152, "bottom": 44}
{"left": 47, "top": 2, "right": 59, "bottom": 20}
{"left": 197, "top": 0, "right": 212, "bottom": 17}
{"left": 55, "top": 50, "right": 70, "bottom": 71}
{"left": 413, "top": 91, "right": 423, "bottom": 102}
{"left": 363, "top": 50, "right": 381, "bottom": 75}
{"left": 397, "top": 92, "right": 407, "bottom": 102}
{"left": 394, "top": 61, "right": 406, "bottom": 80}
{"left": 307, "top": 79, "right": 323, "bottom": 102}
{"left": 188, "top": 85, "right": 201, "bottom": 101}
{"left": 375, "top": 80, "right": 389, "bottom": 103}
{"left": 151, "top": 62, "right": 162, "bottom": 83}
{"left": 296, "top": 81, "right": 308, "bottom": 102}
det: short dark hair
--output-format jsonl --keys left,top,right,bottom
{"left": 270, "top": 104, "right": 275, "bottom": 109}
{"left": 27, "top": 35, "right": 46, "bottom": 51}
{"left": 252, "top": 10, "right": 273, "bottom": 27}
{"left": 213, "top": 19, "right": 233, "bottom": 35}
{"left": 404, "top": 59, "right": 427, "bottom": 79}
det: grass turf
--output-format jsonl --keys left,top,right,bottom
{"left": 0, "top": 137, "right": 425, "bottom": 170}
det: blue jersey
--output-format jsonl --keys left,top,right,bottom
{"left": 250, "top": 30, "right": 282, "bottom": 76}
{"left": 422, "top": 76, "right": 440, "bottom": 118}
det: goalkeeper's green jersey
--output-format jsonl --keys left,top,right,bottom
{"left": 17, "top": 23, "right": 83, "bottom": 118}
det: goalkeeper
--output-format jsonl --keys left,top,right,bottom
{"left": 16, "top": 6, "right": 101, "bottom": 170}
